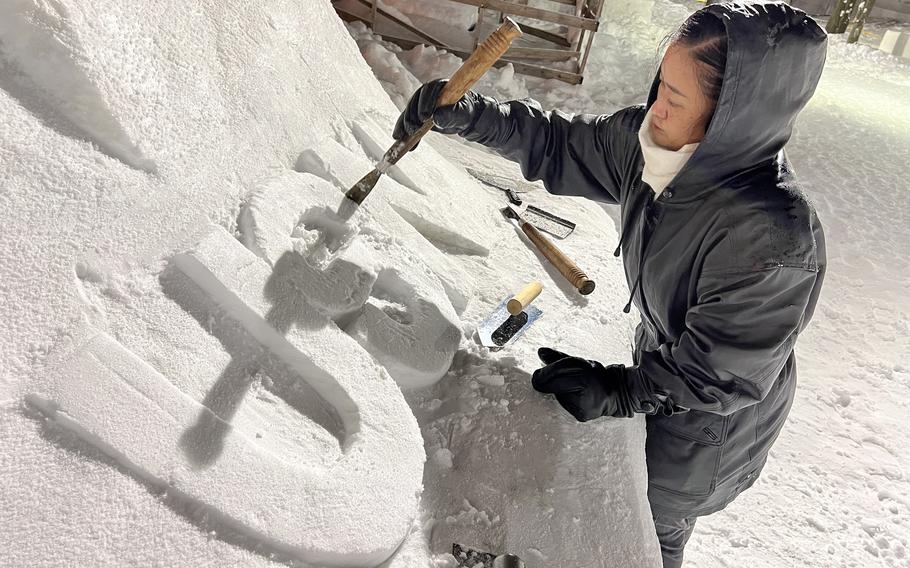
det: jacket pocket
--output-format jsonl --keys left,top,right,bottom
{"left": 645, "top": 411, "right": 729, "bottom": 498}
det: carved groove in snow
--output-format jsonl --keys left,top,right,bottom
{"left": 28, "top": 226, "right": 425, "bottom": 567}
{"left": 0, "top": 0, "right": 156, "bottom": 172}
{"left": 349, "top": 119, "right": 426, "bottom": 196}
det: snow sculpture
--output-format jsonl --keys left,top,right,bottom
{"left": 295, "top": 138, "right": 483, "bottom": 316}
{"left": 28, "top": 226, "right": 425, "bottom": 567}
{"left": 240, "top": 172, "right": 463, "bottom": 388}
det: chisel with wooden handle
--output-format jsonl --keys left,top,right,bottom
{"left": 503, "top": 205, "right": 596, "bottom": 295}
{"left": 344, "top": 18, "right": 522, "bottom": 207}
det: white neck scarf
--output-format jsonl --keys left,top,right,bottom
{"left": 638, "top": 108, "right": 699, "bottom": 199}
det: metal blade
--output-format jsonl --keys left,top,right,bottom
{"left": 476, "top": 298, "right": 542, "bottom": 351}
{"left": 344, "top": 168, "right": 381, "bottom": 206}
{"left": 522, "top": 204, "right": 575, "bottom": 239}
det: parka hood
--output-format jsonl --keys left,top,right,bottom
{"left": 646, "top": 1, "right": 827, "bottom": 201}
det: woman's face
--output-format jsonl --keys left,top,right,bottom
{"left": 650, "top": 43, "right": 716, "bottom": 151}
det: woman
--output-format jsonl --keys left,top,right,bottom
{"left": 394, "top": 2, "right": 827, "bottom": 566}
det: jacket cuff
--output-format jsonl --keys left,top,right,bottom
{"left": 626, "top": 366, "right": 690, "bottom": 416}
{"left": 625, "top": 366, "right": 661, "bottom": 415}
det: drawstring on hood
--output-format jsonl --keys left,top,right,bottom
{"left": 620, "top": 195, "right": 668, "bottom": 314}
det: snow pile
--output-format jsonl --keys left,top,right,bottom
{"left": 0, "top": 0, "right": 660, "bottom": 566}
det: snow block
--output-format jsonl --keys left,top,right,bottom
{"left": 0, "top": 0, "right": 156, "bottom": 172}
{"left": 240, "top": 173, "right": 463, "bottom": 388}
{"left": 29, "top": 226, "right": 425, "bottom": 567}
{"left": 879, "top": 30, "right": 910, "bottom": 61}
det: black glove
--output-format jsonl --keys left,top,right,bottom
{"left": 392, "top": 79, "right": 485, "bottom": 144}
{"left": 531, "top": 347, "right": 636, "bottom": 422}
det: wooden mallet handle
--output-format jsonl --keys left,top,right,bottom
{"left": 519, "top": 220, "right": 595, "bottom": 295}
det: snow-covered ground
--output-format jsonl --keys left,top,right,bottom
{"left": 1, "top": 0, "right": 908, "bottom": 567}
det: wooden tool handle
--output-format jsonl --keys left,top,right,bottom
{"left": 507, "top": 281, "right": 543, "bottom": 315}
{"left": 385, "top": 19, "right": 522, "bottom": 166}
{"left": 520, "top": 221, "right": 595, "bottom": 295}
{"left": 436, "top": 18, "right": 522, "bottom": 107}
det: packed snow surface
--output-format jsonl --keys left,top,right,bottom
{"left": 1, "top": 0, "right": 908, "bottom": 567}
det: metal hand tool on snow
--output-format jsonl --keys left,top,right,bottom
{"left": 502, "top": 205, "right": 595, "bottom": 295}
{"left": 344, "top": 18, "right": 522, "bottom": 207}
{"left": 467, "top": 168, "right": 577, "bottom": 239}
{"left": 476, "top": 281, "right": 543, "bottom": 350}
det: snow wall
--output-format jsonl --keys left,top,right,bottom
{"left": 0, "top": 0, "right": 660, "bottom": 566}
{"left": 0, "top": 0, "right": 488, "bottom": 564}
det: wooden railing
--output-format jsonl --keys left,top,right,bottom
{"left": 333, "top": 0, "right": 605, "bottom": 85}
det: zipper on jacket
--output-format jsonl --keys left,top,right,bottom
{"left": 622, "top": 188, "right": 671, "bottom": 314}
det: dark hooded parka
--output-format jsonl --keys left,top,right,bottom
{"left": 458, "top": 2, "right": 828, "bottom": 516}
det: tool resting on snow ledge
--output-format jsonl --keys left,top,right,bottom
{"left": 344, "top": 18, "right": 522, "bottom": 206}
{"left": 502, "top": 205, "right": 595, "bottom": 295}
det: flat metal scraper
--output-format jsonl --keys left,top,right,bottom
{"left": 476, "top": 281, "right": 543, "bottom": 351}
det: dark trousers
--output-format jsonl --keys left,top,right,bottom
{"left": 653, "top": 515, "right": 697, "bottom": 568}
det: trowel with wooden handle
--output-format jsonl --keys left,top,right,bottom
{"left": 476, "top": 281, "right": 543, "bottom": 351}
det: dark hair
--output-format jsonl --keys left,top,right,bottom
{"left": 667, "top": 11, "right": 728, "bottom": 105}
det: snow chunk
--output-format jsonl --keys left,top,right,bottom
{"left": 0, "top": 0, "right": 156, "bottom": 172}
{"left": 433, "top": 448, "right": 454, "bottom": 469}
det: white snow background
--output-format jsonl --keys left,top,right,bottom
{"left": 0, "top": 0, "right": 908, "bottom": 567}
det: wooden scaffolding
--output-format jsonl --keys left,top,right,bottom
{"left": 333, "top": 0, "right": 605, "bottom": 84}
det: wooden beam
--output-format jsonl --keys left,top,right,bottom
{"left": 376, "top": 33, "right": 583, "bottom": 84}
{"left": 577, "top": 0, "right": 603, "bottom": 76}
{"left": 517, "top": 21, "right": 571, "bottom": 47}
{"left": 334, "top": 5, "right": 370, "bottom": 25}
{"left": 353, "top": 0, "right": 449, "bottom": 47}
{"left": 474, "top": 7, "right": 484, "bottom": 50}
{"left": 506, "top": 58, "right": 583, "bottom": 84}
{"left": 506, "top": 46, "right": 580, "bottom": 61}
{"left": 446, "top": 0, "right": 599, "bottom": 31}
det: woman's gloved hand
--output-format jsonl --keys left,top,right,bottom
{"left": 392, "top": 79, "right": 484, "bottom": 143}
{"left": 531, "top": 347, "right": 636, "bottom": 422}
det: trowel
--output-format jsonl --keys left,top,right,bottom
{"left": 343, "top": 18, "right": 522, "bottom": 208}
{"left": 476, "top": 281, "right": 543, "bottom": 350}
